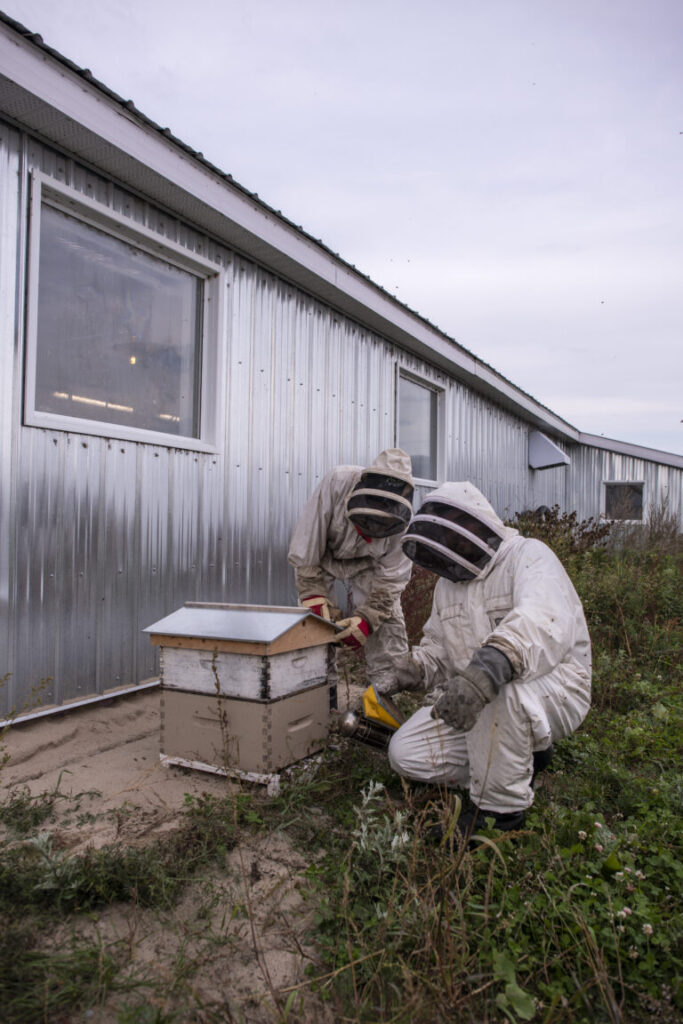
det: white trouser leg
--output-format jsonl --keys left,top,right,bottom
{"left": 388, "top": 706, "right": 470, "bottom": 788}
{"left": 389, "top": 670, "right": 590, "bottom": 812}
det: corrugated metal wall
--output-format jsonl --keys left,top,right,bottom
{"left": 568, "top": 446, "right": 682, "bottom": 524}
{"left": 1, "top": 123, "right": 680, "bottom": 718}
{"left": 0, "top": 121, "right": 22, "bottom": 714}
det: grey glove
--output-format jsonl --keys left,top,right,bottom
{"left": 374, "top": 653, "right": 424, "bottom": 697}
{"left": 432, "top": 646, "right": 514, "bottom": 732}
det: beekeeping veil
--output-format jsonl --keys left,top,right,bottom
{"left": 402, "top": 481, "right": 514, "bottom": 582}
{"left": 345, "top": 449, "right": 414, "bottom": 539}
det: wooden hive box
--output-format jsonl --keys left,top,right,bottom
{"left": 145, "top": 603, "right": 338, "bottom": 779}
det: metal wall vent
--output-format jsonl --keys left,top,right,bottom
{"left": 528, "top": 430, "right": 571, "bottom": 470}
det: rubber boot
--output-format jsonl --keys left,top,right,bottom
{"left": 429, "top": 804, "right": 526, "bottom": 848}
{"left": 457, "top": 805, "right": 526, "bottom": 834}
{"left": 532, "top": 744, "right": 554, "bottom": 784}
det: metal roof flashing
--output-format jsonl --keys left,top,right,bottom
{"left": 577, "top": 433, "right": 683, "bottom": 469}
{"left": 143, "top": 603, "right": 340, "bottom": 646}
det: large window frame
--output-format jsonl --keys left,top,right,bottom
{"left": 396, "top": 368, "right": 444, "bottom": 485}
{"left": 24, "top": 173, "right": 225, "bottom": 452}
{"left": 603, "top": 481, "right": 645, "bottom": 522}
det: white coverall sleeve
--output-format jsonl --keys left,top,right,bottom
{"left": 287, "top": 475, "right": 338, "bottom": 599}
{"left": 354, "top": 542, "right": 413, "bottom": 632}
{"left": 485, "top": 539, "right": 587, "bottom": 681}
{"left": 410, "top": 589, "right": 452, "bottom": 690}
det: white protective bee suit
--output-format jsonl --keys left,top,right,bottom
{"left": 388, "top": 481, "right": 591, "bottom": 813}
{"left": 287, "top": 450, "right": 414, "bottom": 691}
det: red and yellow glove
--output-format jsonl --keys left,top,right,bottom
{"left": 301, "top": 595, "right": 332, "bottom": 621}
{"left": 334, "top": 616, "right": 371, "bottom": 650}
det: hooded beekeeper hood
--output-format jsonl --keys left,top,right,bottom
{"left": 402, "top": 481, "right": 518, "bottom": 582}
{"left": 345, "top": 448, "right": 415, "bottom": 539}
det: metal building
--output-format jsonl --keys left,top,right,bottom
{"left": 1, "top": 13, "right": 681, "bottom": 720}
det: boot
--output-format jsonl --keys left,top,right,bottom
{"left": 457, "top": 805, "right": 526, "bottom": 835}
{"left": 532, "top": 744, "right": 554, "bottom": 784}
{"left": 429, "top": 804, "right": 525, "bottom": 848}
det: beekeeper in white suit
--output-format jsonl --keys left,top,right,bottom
{"left": 288, "top": 449, "right": 414, "bottom": 693}
{"left": 383, "top": 481, "right": 591, "bottom": 833}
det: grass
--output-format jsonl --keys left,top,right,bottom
{"left": 0, "top": 508, "right": 681, "bottom": 1022}
{"left": 0, "top": 793, "right": 245, "bottom": 1022}
{"left": 271, "top": 508, "right": 682, "bottom": 1023}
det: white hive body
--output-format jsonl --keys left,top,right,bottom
{"left": 144, "top": 603, "right": 338, "bottom": 780}
{"left": 160, "top": 643, "right": 329, "bottom": 700}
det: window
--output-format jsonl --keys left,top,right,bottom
{"left": 398, "top": 373, "right": 440, "bottom": 481}
{"left": 604, "top": 482, "right": 644, "bottom": 521}
{"left": 25, "top": 174, "right": 224, "bottom": 450}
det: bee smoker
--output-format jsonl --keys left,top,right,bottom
{"left": 337, "top": 686, "right": 405, "bottom": 749}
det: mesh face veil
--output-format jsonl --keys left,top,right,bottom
{"left": 346, "top": 472, "right": 414, "bottom": 538}
{"left": 401, "top": 499, "right": 505, "bottom": 581}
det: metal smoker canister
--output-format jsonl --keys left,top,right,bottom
{"left": 338, "top": 709, "right": 396, "bottom": 749}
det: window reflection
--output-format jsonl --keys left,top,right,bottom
{"left": 605, "top": 483, "right": 643, "bottom": 521}
{"left": 35, "top": 204, "right": 202, "bottom": 436}
{"left": 399, "top": 376, "right": 437, "bottom": 480}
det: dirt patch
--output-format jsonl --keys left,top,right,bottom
{"left": 1, "top": 684, "right": 362, "bottom": 1022}
{"left": 2, "top": 690, "right": 233, "bottom": 845}
{"left": 46, "top": 832, "right": 332, "bottom": 1023}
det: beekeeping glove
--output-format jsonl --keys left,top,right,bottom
{"left": 431, "top": 645, "right": 514, "bottom": 732}
{"left": 334, "top": 616, "right": 371, "bottom": 650}
{"left": 301, "top": 595, "right": 332, "bottom": 620}
{"left": 374, "top": 653, "right": 424, "bottom": 696}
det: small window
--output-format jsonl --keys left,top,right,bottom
{"left": 25, "top": 175, "right": 224, "bottom": 451}
{"left": 398, "top": 373, "right": 439, "bottom": 481}
{"left": 605, "top": 482, "right": 644, "bottom": 521}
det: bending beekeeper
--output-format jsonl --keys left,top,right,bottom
{"left": 382, "top": 481, "right": 591, "bottom": 833}
{"left": 288, "top": 449, "right": 414, "bottom": 695}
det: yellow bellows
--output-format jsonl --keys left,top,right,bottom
{"left": 362, "top": 685, "right": 405, "bottom": 731}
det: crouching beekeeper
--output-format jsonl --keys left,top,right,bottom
{"left": 288, "top": 449, "right": 415, "bottom": 696}
{"left": 381, "top": 481, "right": 591, "bottom": 833}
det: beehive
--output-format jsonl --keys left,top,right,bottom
{"left": 144, "top": 603, "right": 338, "bottom": 780}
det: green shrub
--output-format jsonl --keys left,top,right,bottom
{"left": 512, "top": 503, "right": 613, "bottom": 557}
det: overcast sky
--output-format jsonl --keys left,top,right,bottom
{"left": 5, "top": 0, "right": 682, "bottom": 454}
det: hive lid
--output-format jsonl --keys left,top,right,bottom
{"left": 143, "top": 602, "right": 340, "bottom": 643}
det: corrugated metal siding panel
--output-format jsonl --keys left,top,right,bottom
{"left": 224, "top": 258, "right": 400, "bottom": 608}
{"left": 0, "top": 123, "right": 20, "bottom": 712}
{"left": 135, "top": 443, "right": 170, "bottom": 677}
{"left": 58, "top": 436, "right": 101, "bottom": 702}
{"left": 656, "top": 465, "right": 682, "bottom": 527}
{"left": 447, "top": 383, "right": 531, "bottom": 520}
{"left": 530, "top": 463, "right": 569, "bottom": 514}
{"left": 12, "top": 429, "right": 63, "bottom": 711}
{"left": 568, "top": 446, "right": 683, "bottom": 527}
{"left": 99, "top": 442, "right": 142, "bottom": 695}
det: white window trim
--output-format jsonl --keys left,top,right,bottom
{"left": 602, "top": 480, "right": 645, "bottom": 523}
{"left": 396, "top": 367, "right": 444, "bottom": 486}
{"left": 24, "top": 172, "right": 226, "bottom": 453}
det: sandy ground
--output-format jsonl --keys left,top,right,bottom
{"left": 2, "top": 689, "right": 233, "bottom": 850}
{"left": 1, "top": 686, "right": 359, "bottom": 1023}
